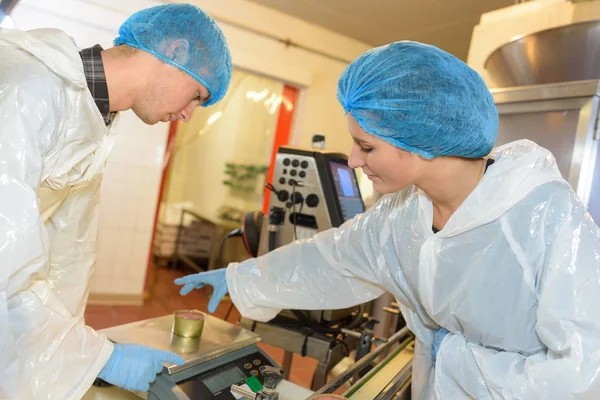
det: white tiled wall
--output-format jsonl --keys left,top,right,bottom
{"left": 92, "top": 114, "right": 168, "bottom": 296}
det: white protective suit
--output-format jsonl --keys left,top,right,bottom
{"left": 227, "top": 140, "right": 600, "bottom": 399}
{"left": 0, "top": 28, "right": 115, "bottom": 398}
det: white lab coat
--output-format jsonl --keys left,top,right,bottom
{"left": 227, "top": 140, "right": 600, "bottom": 399}
{"left": 0, "top": 28, "right": 115, "bottom": 399}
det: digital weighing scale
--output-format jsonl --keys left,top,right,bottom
{"left": 96, "top": 314, "right": 279, "bottom": 400}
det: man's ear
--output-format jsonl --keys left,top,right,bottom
{"left": 164, "top": 39, "right": 190, "bottom": 65}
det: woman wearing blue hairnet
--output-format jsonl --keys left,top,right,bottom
{"left": 0, "top": 4, "right": 231, "bottom": 398}
{"left": 177, "top": 42, "right": 600, "bottom": 399}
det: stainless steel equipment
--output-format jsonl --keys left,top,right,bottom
{"left": 259, "top": 146, "right": 365, "bottom": 252}
{"left": 239, "top": 146, "right": 371, "bottom": 390}
{"left": 485, "top": 20, "right": 600, "bottom": 87}
{"left": 307, "top": 327, "right": 414, "bottom": 400}
{"left": 492, "top": 79, "right": 600, "bottom": 223}
{"left": 239, "top": 318, "right": 360, "bottom": 390}
{"left": 258, "top": 146, "right": 366, "bottom": 323}
{"left": 97, "top": 314, "right": 278, "bottom": 400}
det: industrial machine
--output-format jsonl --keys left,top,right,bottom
{"left": 84, "top": 313, "right": 415, "bottom": 400}
{"left": 484, "top": 21, "right": 600, "bottom": 224}
{"left": 257, "top": 146, "right": 366, "bottom": 323}
{"left": 307, "top": 327, "right": 413, "bottom": 400}
{"left": 258, "top": 146, "right": 365, "bottom": 249}
{"left": 492, "top": 80, "right": 600, "bottom": 223}
{"left": 232, "top": 146, "right": 394, "bottom": 390}
{"left": 91, "top": 314, "right": 287, "bottom": 400}
{"left": 484, "top": 20, "right": 600, "bottom": 88}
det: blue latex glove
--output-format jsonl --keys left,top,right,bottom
{"left": 431, "top": 327, "right": 449, "bottom": 365}
{"left": 174, "top": 269, "right": 228, "bottom": 313}
{"left": 98, "top": 344, "right": 185, "bottom": 392}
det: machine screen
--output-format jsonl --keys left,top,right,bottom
{"left": 329, "top": 160, "right": 364, "bottom": 221}
{"left": 203, "top": 366, "right": 247, "bottom": 394}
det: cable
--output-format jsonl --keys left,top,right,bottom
{"left": 292, "top": 182, "right": 298, "bottom": 240}
{"left": 215, "top": 228, "right": 242, "bottom": 269}
{"left": 265, "top": 182, "right": 278, "bottom": 195}
{"left": 217, "top": 228, "right": 242, "bottom": 322}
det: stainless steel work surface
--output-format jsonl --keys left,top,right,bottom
{"left": 100, "top": 314, "right": 260, "bottom": 375}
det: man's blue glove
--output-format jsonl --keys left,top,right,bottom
{"left": 98, "top": 344, "right": 185, "bottom": 392}
{"left": 174, "top": 269, "right": 228, "bottom": 313}
{"left": 431, "top": 327, "right": 449, "bottom": 365}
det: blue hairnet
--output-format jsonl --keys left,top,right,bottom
{"left": 114, "top": 4, "right": 232, "bottom": 107}
{"left": 337, "top": 41, "right": 498, "bottom": 159}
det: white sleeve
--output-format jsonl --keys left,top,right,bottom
{"left": 435, "top": 190, "right": 600, "bottom": 399}
{"left": 226, "top": 197, "right": 406, "bottom": 322}
{"left": 0, "top": 78, "right": 112, "bottom": 399}
{"left": 45, "top": 176, "right": 103, "bottom": 318}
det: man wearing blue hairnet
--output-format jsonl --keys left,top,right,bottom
{"left": 0, "top": 4, "right": 231, "bottom": 398}
{"left": 177, "top": 41, "right": 600, "bottom": 398}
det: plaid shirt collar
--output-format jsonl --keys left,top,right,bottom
{"left": 79, "top": 44, "right": 116, "bottom": 126}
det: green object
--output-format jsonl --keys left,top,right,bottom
{"left": 244, "top": 375, "right": 263, "bottom": 392}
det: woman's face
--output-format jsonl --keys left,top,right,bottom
{"left": 346, "top": 114, "right": 428, "bottom": 194}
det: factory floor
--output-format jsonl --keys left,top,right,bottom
{"left": 85, "top": 267, "right": 319, "bottom": 390}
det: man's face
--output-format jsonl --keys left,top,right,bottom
{"left": 132, "top": 63, "right": 210, "bottom": 125}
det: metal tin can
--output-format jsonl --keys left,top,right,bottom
{"left": 172, "top": 309, "right": 205, "bottom": 338}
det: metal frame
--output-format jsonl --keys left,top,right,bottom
{"left": 491, "top": 80, "right": 600, "bottom": 104}
{"left": 172, "top": 209, "right": 213, "bottom": 273}
{"left": 306, "top": 327, "right": 412, "bottom": 399}
{"left": 492, "top": 80, "right": 600, "bottom": 209}
{"left": 239, "top": 318, "right": 360, "bottom": 391}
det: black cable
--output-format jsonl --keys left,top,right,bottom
{"left": 217, "top": 229, "right": 242, "bottom": 322}
{"left": 292, "top": 183, "right": 298, "bottom": 240}
{"left": 216, "top": 228, "right": 241, "bottom": 269}
{"left": 265, "top": 182, "right": 278, "bottom": 195}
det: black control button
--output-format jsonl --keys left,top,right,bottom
{"left": 244, "top": 363, "right": 252, "bottom": 369}
{"left": 301, "top": 161, "right": 309, "bottom": 169}
{"left": 253, "top": 359, "right": 261, "bottom": 366}
{"left": 283, "top": 158, "right": 291, "bottom": 166}
{"left": 292, "top": 159, "right": 300, "bottom": 167}
{"left": 290, "top": 169, "right": 297, "bottom": 177}
{"left": 277, "top": 190, "right": 289, "bottom": 202}
{"left": 282, "top": 169, "right": 288, "bottom": 175}
{"left": 285, "top": 201, "right": 292, "bottom": 208}
{"left": 299, "top": 171, "right": 306, "bottom": 178}
{"left": 279, "top": 177, "right": 286, "bottom": 185}
{"left": 250, "top": 370, "right": 259, "bottom": 376}
{"left": 290, "top": 192, "right": 303, "bottom": 205}
{"left": 288, "top": 179, "right": 297, "bottom": 186}
{"left": 306, "top": 194, "right": 319, "bottom": 208}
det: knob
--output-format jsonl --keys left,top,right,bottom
{"left": 300, "top": 161, "right": 309, "bottom": 169}
{"left": 290, "top": 192, "right": 303, "bottom": 204}
{"left": 279, "top": 177, "right": 286, "bottom": 185}
{"left": 262, "top": 367, "right": 284, "bottom": 390}
{"left": 283, "top": 158, "right": 291, "bottom": 166}
{"left": 290, "top": 170, "right": 297, "bottom": 177}
{"left": 306, "top": 194, "right": 319, "bottom": 208}
{"left": 277, "top": 190, "right": 289, "bottom": 202}
{"left": 292, "top": 159, "right": 300, "bottom": 167}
